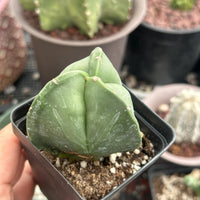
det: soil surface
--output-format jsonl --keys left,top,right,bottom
{"left": 157, "top": 104, "right": 200, "bottom": 157}
{"left": 169, "top": 142, "right": 200, "bottom": 157}
{"left": 144, "top": 0, "right": 200, "bottom": 30}
{"left": 153, "top": 173, "right": 198, "bottom": 200}
{"left": 23, "top": 10, "right": 126, "bottom": 41}
{"left": 42, "top": 134, "right": 154, "bottom": 200}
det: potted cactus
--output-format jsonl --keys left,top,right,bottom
{"left": 125, "top": 0, "right": 200, "bottom": 85}
{"left": 0, "top": 0, "right": 27, "bottom": 93}
{"left": 143, "top": 83, "right": 200, "bottom": 166}
{"left": 10, "top": 0, "right": 146, "bottom": 85}
{"left": 148, "top": 164, "right": 200, "bottom": 200}
{"left": 11, "top": 48, "right": 175, "bottom": 200}
{"left": 170, "top": 0, "right": 196, "bottom": 10}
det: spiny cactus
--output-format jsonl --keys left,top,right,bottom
{"left": 26, "top": 47, "right": 142, "bottom": 160}
{"left": 184, "top": 169, "right": 200, "bottom": 197}
{"left": 20, "top": 0, "right": 133, "bottom": 38}
{"left": 170, "top": 0, "right": 196, "bottom": 11}
{"left": 165, "top": 89, "right": 200, "bottom": 143}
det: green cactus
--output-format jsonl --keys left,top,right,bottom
{"left": 26, "top": 47, "right": 142, "bottom": 160}
{"left": 184, "top": 169, "right": 200, "bottom": 197}
{"left": 170, "top": 0, "right": 196, "bottom": 11}
{"left": 20, "top": 0, "right": 36, "bottom": 11}
{"left": 165, "top": 89, "right": 200, "bottom": 144}
{"left": 20, "top": 0, "right": 132, "bottom": 38}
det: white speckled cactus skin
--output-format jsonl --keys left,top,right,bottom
{"left": 26, "top": 47, "right": 142, "bottom": 160}
{"left": 166, "top": 89, "right": 200, "bottom": 143}
{"left": 20, "top": 0, "right": 132, "bottom": 37}
{"left": 0, "top": 0, "right": 27, "bottom": 93}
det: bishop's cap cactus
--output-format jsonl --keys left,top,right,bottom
{"left": 20, "top": 0, "right": 133, "bottom": 37}
{"left": 26, "top": 47, "right": 142, "bottom": 160}
{"left": 165, "top": 89, "right": 200, "bottom": 143}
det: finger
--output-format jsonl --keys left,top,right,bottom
{"left": 0, "top": 184, "right": 14, "bottom": 200}
{"left": 13, "top": 161, "right": 36, "bottom": 200}
{"left": 0, "top": 123, "right": 25, "bottom": 185}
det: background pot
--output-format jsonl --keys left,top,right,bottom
{"left": 11, "top": 87, "right": 175, "bottom": 200}
{"left": 0, "top": 0, "right": 27, "bottom": 92}
{"left": 10, "top": 0, "right": 146, "bottom": 85}
{"left": 143, "top": 83, "right": 200, "bottom": 166}
{"left": 148, "top": 163, "right": 200, "bottom": 200}
{"left": 124, "top": 22, "right": 200, "bottom": 85}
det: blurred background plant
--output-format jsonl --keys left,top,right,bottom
{"left": 165, "top": 89, "right": 200, "bottom": 144}
{"left": 184, "top": 169, "right": 200, "bottom": 197}
{"left": 170, "top": 0, "right": 196, "bottom": 10}
{"left": 19, "top": 0, "right": 133, "bottom": 38}
{"left": 0, "top": 0, "right": 27, "bottom": 93}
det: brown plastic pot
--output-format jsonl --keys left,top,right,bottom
{"left": 143, "top": 83, "right": 200, "bottom": 166}
{"left": 11, "top": 87, "right": 175, "bottom": 200}
{"left": 10, "top": 0, "right": 146, "bottom": 85}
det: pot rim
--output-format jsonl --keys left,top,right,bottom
{"left": 0, "top": 0, "right": 8, "bottom": 13}
{"left": 142, "top": 21, "right": 200, "bottom": 35}
{"left": 10, "top": 0, "right": 146, "bottom": 46}
{"left": 162, "top": 151, "right": 200, "bottom": 166}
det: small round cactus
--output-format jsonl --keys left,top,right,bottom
{"left": 26, "top": 47, "right": 142, "bottom": 160}
{"left": 165, "top": 89, "right": 200, "bottom": 143}
{"left": 184, "top": 169, "right": 200, "bottom": 197}
{"left": 0, "top": 0, "right": 27, "bottom": 93}
{"left": 170, "top": 0, "right": 196, "bottom": 11}
{"left": 20, "top": 0, "right": 133, "bottom": 38}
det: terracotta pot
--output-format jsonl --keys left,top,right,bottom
{"left": 10, "top": 0, "right": 146, "bottom": 85}
{"left": 143, "top": 83, "right": 200, "bottom": 166}
{"left": 0, "top": 0, "right": 27, "bottom": 92}
{"left": 11, "top": 87, "right": 175, "bottom": 200}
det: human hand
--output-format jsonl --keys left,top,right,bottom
{"left": 0, "top": 123, "right": 36, "bottom": 200}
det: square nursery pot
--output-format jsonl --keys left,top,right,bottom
{"left": 11, "top": 87, "right": 175, "bottom": 200}
{"left": 10, "top": 0, "right": 146, "bottom": 85}
{"left": 148, "top": 163, "right": 200, "bottom": 200}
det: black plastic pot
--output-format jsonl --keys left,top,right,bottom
{"left": 148, "top": 163, "right": 200, "bottom": 200}
{"left": 125, "top": 23, "right": 200, "bottom": 85}
{"left": 11, "top": 87, "right": 175, "bottom": 200}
